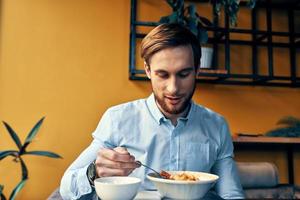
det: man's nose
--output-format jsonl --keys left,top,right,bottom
{"left": 166, "top": 77, "right": 179, "bottom": 94}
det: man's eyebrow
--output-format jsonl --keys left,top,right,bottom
{"left": 178, "top": 67, "right": 194, "bottom": 73}
{"left": 153, "top": 67, "right": 194, "bottom": 75}
{"left": 154, "top": 69, "right": 168, "bottom": 73}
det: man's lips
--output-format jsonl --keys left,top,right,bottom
{"left": 165, "top": 96, "right": 182, "bottom": 105}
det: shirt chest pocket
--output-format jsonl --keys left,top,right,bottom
{"left": 183, "top": 142, "right": 215, "bottom": 171}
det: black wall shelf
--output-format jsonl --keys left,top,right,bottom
{"left": 129, "top": 0, "right": 300, "bottom": 87}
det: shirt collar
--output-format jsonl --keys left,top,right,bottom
{"left": 146, "top": 94, "right": 165, "bottom": 125}
{"left": 146, "top": 93, "right": 195, "bottom": 125}
{"left": 177, "top": 101, "right": 194, "bottom": 124}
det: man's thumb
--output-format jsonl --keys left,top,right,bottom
{"left": 114, "top": 146, "right": 129, "bottom": 154}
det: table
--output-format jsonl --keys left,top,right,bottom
{"left": 233, "top": 136, "right": 300, "bottom": 184}
{"left": 134, "top": 191, "right": 223, "bottom": 200}
{"left": 134, "top": 191, "right": 160, "bottom": 200}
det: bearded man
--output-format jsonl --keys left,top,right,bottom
{"left": 60, "top": 23, "right": 244, "bottom": 200}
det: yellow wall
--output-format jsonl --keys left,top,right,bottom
{"left": 0, "top": 0, "right": 299, "bottom": 199}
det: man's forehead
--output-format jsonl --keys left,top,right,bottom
{"left": 148, "top": 45, "right": 193, "bottom": 63}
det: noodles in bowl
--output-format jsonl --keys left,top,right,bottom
{"left": 161, "top": 171, "right": 200, "bottom": 181}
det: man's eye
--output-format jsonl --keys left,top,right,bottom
{"left": 178, "top": 72, "right": 190, "bottom": 78}
{"left": 157, "top": 73, "right": 168, "bottom": 78}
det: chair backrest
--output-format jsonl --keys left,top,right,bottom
{"left": 236, "top": 162, "right": 279, "bottom": 188}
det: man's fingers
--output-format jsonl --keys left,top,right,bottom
{"left": 95, "top": 147, "right": 139, "bottom": 178}
{"left": 114, "top": 147, "right": 129, "bottom": 154}
{"left": 100, "top": 148, "right": 135, "bottom": 162}
{"left": 114, "top": 147, "right": 136, "bottom": 160}
{"left": 97, "top": 158, "right": 139, "bottom": 169}
{"left": 96, "top": 166, "right": 134, "bottom": 177}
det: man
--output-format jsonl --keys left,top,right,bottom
{"left": 60, "top": 23, "right": 244, "bottom": 199}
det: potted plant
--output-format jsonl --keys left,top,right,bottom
{"left": 159, "top": 0, "right": 256, "bottom": 68}
{"left": 265, "top": 116, "right": 300, "bottom": 137}
{"left": 0, "top": 117, "right": 62, "bottom": 200}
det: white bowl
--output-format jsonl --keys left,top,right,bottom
{"left": 94, "top": 176, "right": 141, "bottom": 200}
{"left": 147, "top": 171, "right": 219, "bottom": 200}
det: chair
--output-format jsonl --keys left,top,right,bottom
{"left": 237, "top": 161, "right": 300, "bottom": 199}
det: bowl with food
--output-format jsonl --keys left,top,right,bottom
{"left": 94, "top": 176, "right": 141, "bottom": 200}
{"left": 147, "top": 171, "right": 219, "bottom": 200}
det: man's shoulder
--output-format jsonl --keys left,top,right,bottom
{"left": 192, "top": 103, "right": 230, "bottom": 141}
{"left": 192, "top": 103, "right": 226, "bottom": 123}
{"left": 105, "top": 98, "right": 147, "bottom": 115}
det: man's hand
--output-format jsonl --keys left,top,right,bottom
{"left": 95, "top": 147, "right": 139, "bottom": 177}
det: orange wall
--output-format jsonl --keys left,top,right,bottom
{"left": 0, "top": 0, "right": 299, "bottom": 199}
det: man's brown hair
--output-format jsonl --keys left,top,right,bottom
{"left": 141, "top": 23, "right": 201, "bottom": 70}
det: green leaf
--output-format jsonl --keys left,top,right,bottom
{"left": 197, "top": 15, "right": 213, "bottom": 27}
{"left": 0, "top": 185, "right": 7, "bottom": 200}
{"left": 1, "top": 193, "right": 7, "bottom": 200}
{"left": 24, "top": 117, "right": 45, "bottom": 145}
{"left": 20, "top": 158, "right": 28, "bottom": 179}
{"left": 0, "top": 151, "right": 18, "bottom": 161}
{"left": 247, "top": 0, "right": 256, "bottom": 9}
{"left": 265, "top": 127, "right": 300, "bottom": 137}
{"left": 2, "top": 122, "right": 22, "bottom": 150}
{"left": 9, "top": 179, "right": 27, "bottom": 200}
{"left": 170, "top": 12, "right": 181, "bottom": 23}
{"left": 277, "top": 116, "right": 300, "bottom": 127}
{"left": 198, "top": 29, "right": 208, "bottom": 44}
{"left": 166, "top": 0, "right": 184, "bottom": 11}
{"left": 0, "top": 184, "right": 3, "bottom": 192}
{"left": 21, "top": 117, "right": 45, "bottom": 153}
{"left": 159, "top": 15, "right": 171, "bottom": 23}
{"left": 24, "top": 151, "right": 62, "bottom": 159}
{"left": 213, "top": 3, "right": 222, "bottom": 16}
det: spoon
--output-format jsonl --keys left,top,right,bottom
{"left": 136, "top": 161, "right": 164, "bottom": 178}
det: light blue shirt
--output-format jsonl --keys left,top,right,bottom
{"left": 60, "top": 94, "right": 244, "bottom": 199}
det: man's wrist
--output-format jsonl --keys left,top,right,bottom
{"left": 86, "top": 160, "right": 98, "bottom": 187}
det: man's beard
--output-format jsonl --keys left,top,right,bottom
{"left": 153, "top": 84, "right": 196, "bottom": 115}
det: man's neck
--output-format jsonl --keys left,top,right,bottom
{"left": 157, "top": 102, "right": 191, "bottom": 126}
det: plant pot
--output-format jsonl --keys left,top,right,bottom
{"left": 200, "top": 47, "right": 213, "bottom": 69}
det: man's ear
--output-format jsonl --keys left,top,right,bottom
{"left": 144, "top": 61, "right": 151, "bottom": 79}
{"left": 196, "top": 64, "right": 200, "bottom": 76}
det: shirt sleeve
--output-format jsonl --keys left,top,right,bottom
{"left": 211, "top": 120, "right": 245, "bottom": 199}
{"left": 60, "top": 110, "right": 116, "bottom": 200}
